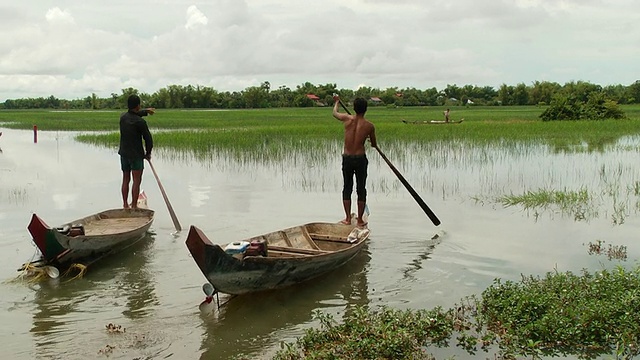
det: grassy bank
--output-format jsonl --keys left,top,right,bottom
{"left": 1, "top": 106, "right": 640, "bottom": 150}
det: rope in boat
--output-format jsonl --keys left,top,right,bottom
{"left": 63, "top": 263, "right": 87, "bottom": 280}
{"left": 7, "top": 262, "right": 50, "bottom": 284}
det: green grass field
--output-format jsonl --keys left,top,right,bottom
{"left": 2, "top": 106, "right": 640, "bottom": 153}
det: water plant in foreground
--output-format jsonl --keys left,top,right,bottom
{"left": 272, "top": 306, "right": 453, "bottom": 360}
{"left": 273, "top": 266, "right": 640, "bottom": 360}
{"left": 498, "top": 188, "right": 597, "bottom": 222}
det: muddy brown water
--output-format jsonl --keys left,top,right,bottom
{"left": 1, "top": 128, "right": 639, "bottom": 359}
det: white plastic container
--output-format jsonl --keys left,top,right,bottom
{"left": 224, "top": 241, "right": 250, "bottom": 260}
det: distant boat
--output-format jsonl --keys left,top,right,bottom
{"left": 186, "top": 221, "right": 370, "bottom": 296}
{"left": 402, "top": 119, "right": 464, "bottom": 125}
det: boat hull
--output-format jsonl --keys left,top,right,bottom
{"left": 402, "top": 119, "right": 464, "bottom": 124}
{"left": 27, "top": 208, "right": 155, "bottom": 265}
{"left": 186, "top": 223, "right": 370, "bottom": 295}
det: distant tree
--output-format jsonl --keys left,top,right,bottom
{"left": 3, "top": 79, "right": 640, "bottom": 110}
{"left": 498, "top": 84, "right": 514, "bottom": 105}
{"left": 379, "top": 87, "right": 399, "bottom": 105}
{"left": 562, "top": 81, "right": 601, "bottom": 103}
{"left": 422, "top": 87, "right": 440, "bottom": 106}
{"left": 626, "top": 80, "right": 640, "bottom": 104}
{"left": 513, "top": 83, "right": 529, "bottom": 105}
{"left": 443, "top": 84, "right": 461, "bottom": 102}
{"left": 602, "top": 84, "right": 630, "bottom": 104}
{"left": 243, "top": 86, "right": 268, "bottom": 108}
{"left": 530, "top": 81, "right": 561, "bottom": 105}
{"left": 270, "top": 85, "right": 294, "bottom": 107}
{"left": 354, "top": 86, "right": 374, "bottom": 100}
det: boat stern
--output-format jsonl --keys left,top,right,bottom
{"left": 185, "top": 226, "right": 215, "bottom": 275}
{"left": 27, "top": 214, "right": 66, "bottom": 261}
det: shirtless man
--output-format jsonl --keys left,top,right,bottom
{"left": 444, "top": 108, "right": 450, "bottom": 122}
{"left": 332, "top": 95, "right": 378, "bottom": 227}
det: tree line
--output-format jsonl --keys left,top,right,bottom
{"left": 3, "top": 80, "right": 640, "bottom": 110}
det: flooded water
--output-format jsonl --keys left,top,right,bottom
{"left": 1, "top": 128, "right": 640, "bottom": 359}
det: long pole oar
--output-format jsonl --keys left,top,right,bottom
{"left": 147, "top": 159, "right": 182, "bottom": 231}
{"left": 337, "top": 98, "right": 441, "bottom": 226}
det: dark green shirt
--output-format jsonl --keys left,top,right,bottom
{"left": 118, "top": 110, "right": 153, "bottom": 160}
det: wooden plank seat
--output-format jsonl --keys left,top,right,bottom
{"left": 84, "top": 217, "right": 151, "bottom": 236}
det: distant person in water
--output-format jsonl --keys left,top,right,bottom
{"left": 444, "top": 108, "right": 450, "bottom": 122}
{"left": 332, "top": 95, "right": 377, "bottom": 228}
{"left": 118, "top": 95, "right": 154, "bottom": 209}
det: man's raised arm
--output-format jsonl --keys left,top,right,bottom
{"left": 332, "top": 95, "right": 350, "bottom": 122}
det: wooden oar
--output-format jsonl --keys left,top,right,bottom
{"left": 147, "top": 159, "right": 182, "bottom": 231}
{"left": 336, "top": 98, "right": 441, "bottom": 226}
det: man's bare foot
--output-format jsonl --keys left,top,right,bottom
{"left": 339, "top": 218, "right": 351, "bottom": 225}
{"left": 123, "top": 203, "right": 130, "bottom": 209}
{"left": 356, "top": 220, "right": 368, "bottom": 228}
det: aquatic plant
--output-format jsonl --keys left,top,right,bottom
{"left": 498, "top": 188, "right": 598, "bottom": 222}
{"left": 272, "top": 306, "right": 451, "bottom": 360}
{"left": 273, "top": 266, "right": 640, "bottom": 360}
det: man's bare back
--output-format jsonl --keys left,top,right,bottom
{"left": 332, "top": 99, "right": 377, "bottom": 153}
{"left": 332, "top": 96, "right": 377, "bottom": 228}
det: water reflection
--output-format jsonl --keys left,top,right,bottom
{"left": 198, "top": 246, "right": 371, "bottom": 360}
{"left": 401, "top": 231, "right": 444, "bottom": 282}
{"left": 99, "top": 235, "right": 159, "bottom": 320}
{"left": 30, "top": 236, "right": 156, "bottom": 357}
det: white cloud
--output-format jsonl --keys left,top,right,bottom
{"left": 45, "top": 7, "right": 75, "bottom": 25}
{"left": 185, "top": 5, "right": 208, "bottom": 30}
{"left": 0, "top": 0, "right": 639, "bottom": 101}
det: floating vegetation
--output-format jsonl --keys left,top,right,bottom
{"left": 97, "top": 344, "right": 116, "bottom": 356}
{"left": 97, "top": 323, "right": 148, "bottom": 357}
{"left": 498, "top": 188, "right": 598, "bottom": 222}
{"left": 106, "top": 323, "right": 126, "bottom": 333}
{"left": 587, "top": 240, "right": 628, "bottom": 261}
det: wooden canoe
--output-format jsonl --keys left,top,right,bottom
{"left": 25, "top": 207, "right": 154, "bottom": 269}
{"left": 402, "top": 119, "right": 464, "bottom": 124}
{"left": 186, "top": 222, "right": 370, "bottom": 295}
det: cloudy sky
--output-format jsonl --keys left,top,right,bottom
{"left": 1, "top": 0, "right": 639, "bottom": 101}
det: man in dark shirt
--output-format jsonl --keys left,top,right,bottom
{"left": 118, "top": 94, "right": 154, "bottom": 209}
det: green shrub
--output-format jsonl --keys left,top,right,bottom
{"left": 540, "top": 93, "right": 625, "bottom": 121}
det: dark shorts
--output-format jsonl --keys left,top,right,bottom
{"left": 120, "top": 156, "right": 144, "bottom": 172}
{"left": 342, "top": 154, "right": 368, "bottom": 201}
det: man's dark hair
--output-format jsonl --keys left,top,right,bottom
{"left": 353, "top": 97, "right": 368, "bottom": 115}
{"left": 127, "top": 94, "right": 141, "bottom": 110}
